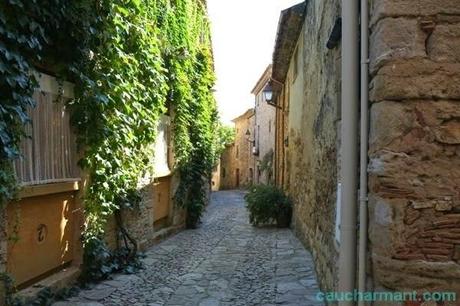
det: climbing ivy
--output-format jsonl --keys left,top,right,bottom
{"left": 0, "top": 0, "right": 219, "bottom": 283}
{"left": 0, "top": 1, "right": 92, "bottom": 205}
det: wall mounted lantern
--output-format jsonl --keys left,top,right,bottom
{"left": 262, "top": 82, "right": 274, "bottom": 103}
{"left": 245, "top": 129, "right": 256, "bottom": 146}
{"left": 263, "top": 79, "right": 283, "bottom": 109}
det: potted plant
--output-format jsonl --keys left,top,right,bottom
{"left": 244, "top": 184, "right": 292, "bottom": 228}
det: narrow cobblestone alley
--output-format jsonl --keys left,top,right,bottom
{"left": 55, "top": 191, "right": 321, "bottom": 306}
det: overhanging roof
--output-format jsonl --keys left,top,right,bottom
{"left": 231, "top": 108, "right": 255, "bottom": 123}
{"left": 251, "top": 65, "right": 272, "bottom": 95}
{"left": 272, "top": 1, "right": 306, "bottom": 84}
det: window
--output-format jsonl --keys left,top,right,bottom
{"left": 222, "top": 167, "right": 226, "bottom": 178}
{"left": 13, "top": 73, "right": 78, "bottom": 186}
{"left": 154, "top": 115, "right": 171, "bottom": 177}
{"left": 236, "top": 145, "right": 239, "bottom": 158}
{"left": 293, "top": 46, "right": 299, "bottom": 81}
{"left": 268, "top": 120, "right": 271, "bottom": 133}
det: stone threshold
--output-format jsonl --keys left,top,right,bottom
{"left": 14, "top": 266, "right": 80, "bottom": 304}
{"left": 142, "top": 224, "right": 185, "bottom": 250}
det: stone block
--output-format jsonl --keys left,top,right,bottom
{"left": 370, "top": 0, "right": 420, "bottom": 26}
{"left": 419, "top": 0, "right": 460, "bottom": 16}
{"left": 369, "top": 101, "right": 414, "bottom": 153}
{"left": 371, "top": 0, "right": 460, "bottom": 26}
{"left": 427, "top": 24, "right": 460, "bottom": 62}
{"left": 368, "top": 196, "right": 403, "bottom": 257}
{"left": 370, "top": 18, "right": 427, "bottom": 73}
{"left": 369, "top": 149, "right": 460, "bottom": 203}
{"left": 372, "top": 255, "right": 460, "bottom": 292}
{"left": 370, "top": 60, "right": 460, "bottom": 102}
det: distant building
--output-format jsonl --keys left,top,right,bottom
{"left": 251, "top": 65, "right": 276, "bottom": 184}
{"left": 218, "top": 143, "right": 235, "bottom": 190}
{"left": 232, "top": 109, "right": 256, "bottom": 188}
{"left": 271, "top": 0, "right": 460, "bottom": 299}
{"left": 217, "top": 109, "right": 256, "bottom": 190}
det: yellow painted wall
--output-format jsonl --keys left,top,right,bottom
{"left": 7, "top": 192, "right": 76, "bottom": 287}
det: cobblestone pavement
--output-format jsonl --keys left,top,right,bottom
{"left": 55, "top": 190, "right": 322, "bottom": 306}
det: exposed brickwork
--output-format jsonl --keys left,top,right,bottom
{"left": 368, "top": 0, "right": 460, "bottom": 296}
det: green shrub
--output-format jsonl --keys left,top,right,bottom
{"left": 244, "top": 184, "right": 292, "bottom": 227}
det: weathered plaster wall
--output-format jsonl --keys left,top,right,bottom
{"left": 254, "top": 91, "right": 276, "bottom": 184}
{"left": 368, "top": 0, "right": 460, "bottom": 299}
{"left": 287, "top": 0, "right": 341, "bottom": 293}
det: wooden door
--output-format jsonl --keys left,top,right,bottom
{"left": 7, "top": 192, "right": 76, "bottom": 287}
{"left": 153, "top": 176, "right": 171, "bottom": 228}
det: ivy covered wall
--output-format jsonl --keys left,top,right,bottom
{"left": 0, "top": 0, "right": 220, "bottom": 285}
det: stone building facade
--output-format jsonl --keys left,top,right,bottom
{"left": 273, "top": 0, "right": 460, "bottom": 301}
{"left": 0, "top": 75, "right": 185, "bottom": 304}
{"left": 105, "top": 115, "right": 185, "bottom": 251}
{"left": 215, "top": 109, "right": 255, "bottom": 190}
{"left": 252, "top": 66, "right": 276, "bottom": 185}
{"left": 272, "top": 1, "right": 340, "bottom": 293}
{"left": 217, "top": 144, "right": 236, "bottom": 190}
{"left": 105, "top": 172, "right": 184, "bottom": 252}
{"left": 367, "top": 0, "right": 460, "bottom": 298}
{"left": 0, "top": 209, "right": 6, "bottom": 303}
{"left": 232, "top": 109, "right": 256, "bottom": 188}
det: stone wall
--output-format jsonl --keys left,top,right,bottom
{"left": 287, "top": 0, "right": 341, "bottom": 293}
{"left": 0, "top": 209, "right": 6, "bottom": 273}
{"left": 368, "top": 0, "right": 460, "bottom": 299}
{"left": 0, "top": 207, "right": 6, "bottom": 306}
{"left": 233, "top": 110, "right": 256, "bottom": 188}
{"left": 105, "top": 172, "right": 184, "bottom": 252}
{"left": 254, "top": 88, "right": 276, "bottom": 185}
{"left": 211, "top": 162, "right": 220, "bottom": 191}
{"left": 219, "top": 145, "right": 236, "bottom": 190}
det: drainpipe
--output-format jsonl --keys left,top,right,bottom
{"left": 338, "top": 0, "right": 359, "bottom": 305}
{"left": 358, "top": 0, "right": 369, "bottom": 304}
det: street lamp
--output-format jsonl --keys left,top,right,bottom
{"left": 245, "top": 129, "right": 255, "bottom": 145}
{"left": 262, "top": 82, "right": 273, "bottom": 103}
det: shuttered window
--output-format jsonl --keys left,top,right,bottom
{"left": 13, "top": 74, "right": 79, "bottom": 186}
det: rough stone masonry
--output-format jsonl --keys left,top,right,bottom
{"left": 368, "top": 0, "right": 460, "bottom": 298}
{"left": 0, "top": 208, "right": 6, "bottom": 305}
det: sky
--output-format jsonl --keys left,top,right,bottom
{"left": 207, "top": 0, "right": 302, "bottom": 124}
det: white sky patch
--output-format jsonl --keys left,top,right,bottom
{"left": 207, "top": 0, "right": 303, "bottom": 124}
